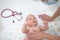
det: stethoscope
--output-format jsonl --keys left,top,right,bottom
{"left": 1, "top": 9, "right": 23, "bottom": 23}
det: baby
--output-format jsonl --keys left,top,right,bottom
{"left": 22, "top": 14, "right": 49, "bottom": 40}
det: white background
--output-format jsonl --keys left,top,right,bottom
{"left": 0, "top": 0, "right": 60, "bottom": 40}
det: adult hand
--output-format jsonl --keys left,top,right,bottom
{"left": 39, "top": 14, "right": 53, "bottom": 22}
{"left": 27, "top": 32, "right": 48, "bottom": 40}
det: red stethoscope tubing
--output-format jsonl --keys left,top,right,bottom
{"left": 1, "top": 9, "right": 19, "bottom": 18}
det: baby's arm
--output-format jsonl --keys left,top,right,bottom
{"left": 40, "top": 21, "right": 49, "bottom": 31}
{"left": 22, "top": 24, "right": 28, "bottom": 34}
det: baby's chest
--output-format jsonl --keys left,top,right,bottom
{"left": 27, "top": 27, "right": 40, "bottom": 32}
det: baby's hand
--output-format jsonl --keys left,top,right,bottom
{"left": 40, "top": 20, "right": 49, "bottom": 31}
{"left": 24, "top": 22, "right": 28, "bottom": 26}
{"left": 43, "top": 20, "right": 48, "bottom": 24}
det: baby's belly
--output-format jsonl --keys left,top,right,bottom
{"left": 28, "top": 28, "right": 41, "bottom": 33}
